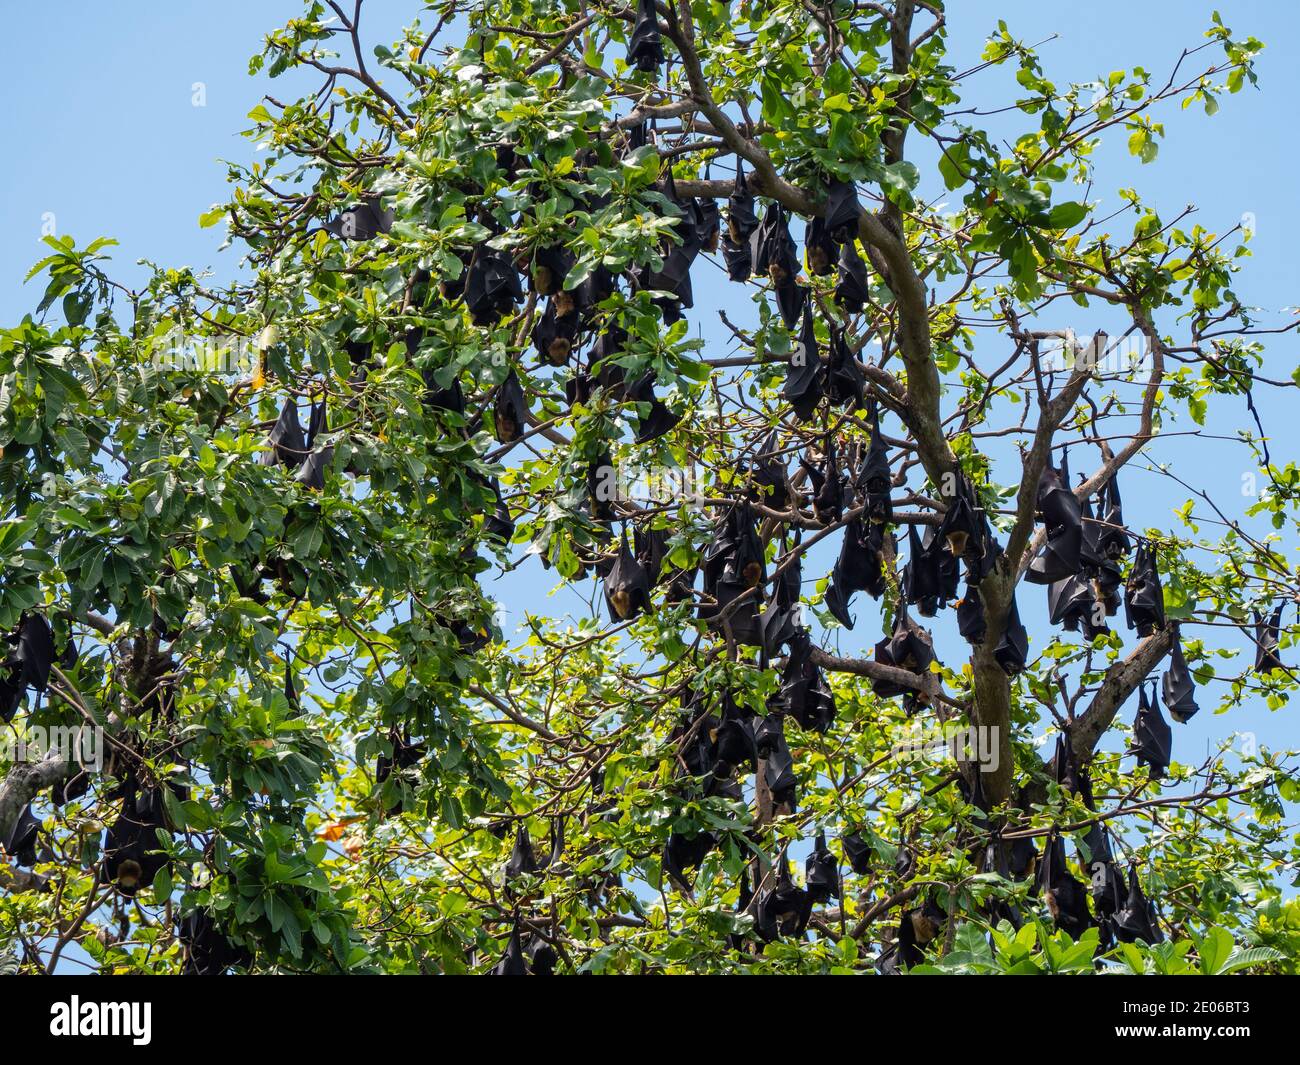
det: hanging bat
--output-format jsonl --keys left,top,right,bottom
{"left": 784, "top": 304, "right": 825, "bottom": 421}
{"left": 1, "top": 804, "right": 40, "bottom": 867}
{"left": 1027, "top": 457, "right": 1084, "bottom": 584}
{"left": 1123, "top": 542, "right": 1165, "bottom": 637}
{"left": 626, "top": 0, "right": 665, "bottom": 73}
{"left": 493, "top": 369, "right": 529, "bottom": 444}
{"left": 823, "top": 179, "right": 864, "bottom": 243}
{"left": 261, "top": 397, "right": 306, "bottom": 468}
{"left": 805, "top": 830, "right": 841, "bottom": 903}
{"left": 505, "top": 826, "right": 538, "bottom": 879}
{"left": 1162, "top": 628, "right": 1199, "bottom": 722}
{"left": 178, "top": 909, "right": 252, "bottom": 975}
{"left": 754, "top": 855, "right": 812, "bottom": 941}
{"left": 604, "top": 530, "right": 652, "bottom": 622}
{"left": 1254, "top": 601, "right": 1286, "bottom": 674}
{"left": 323, "top": 197, "right": 393, "bottom": 242}
{"left": 993, "top": 591, "right": 1029, "bottom": 675}
{"left": 804, "top": 216, "right": 836, "bottom": 277}
{"left": 1129, "top": 680, "right": 1172, "bottom": 779}
{"left": 834, "top": 241, "right": 872, "bottom": 314}
{"left": 826, "top": 328, "right": 866, "bottom": 409}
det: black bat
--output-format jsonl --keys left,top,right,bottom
{"left": 841, "top": 830, "right": 873, "bottom": 875}
{"left": 463, "top": 247, "right": 524, "bottom": 326}
{"left": 759, "top": 586, "right": 799, "bottom": 659}
{"left": 858, "top": 408, "right": 893, "bottom": 523}
{"left": 604, "top": 530, "right": 652, "bottom": 621}
{"left": 1129, "top": 680, "right": 1172, "bottom": 779}
{"left": 532, "top": 300, "right": 578, "bottom": 366}
{"left": 1008, "top": 836, "right": 1039, "bottom": 881}
{"left": 0, "top": 613, "right": 55, "bottom": 721}
{"left": 1254, "top": 601, "right": 1286, "bottom": 674}
{"left": 826, "top": 328, "right": 866, "bottom": 409}
{"left": 712, "top": 693, "right": 758, "bottom": 774}
{"left": 1, "top": 804, "right": 40, "bottom": 866}
{"left": 375, "top": 727, "right": 426, "bottom": 815}
{"left": 1089, "top": 846, "right": 1127, "bottom": 920}
{"left": 1096, "top": 471, "right": 1132, "bottom": 559}
{"left": 801, "top": 438, "right": 845, "bottom": 524}
{"left": 825, "top": 518, "right": 889, "bottom": 629}
{"left": 712, "top": 577, "right": 764, "bottom": 647}
{"left": 993, "top": 590, "right": 1029, "bottom": 675}
{"left": 1074, "top": 504, "right": 1123, "bottom": 635}
{"left": 1027, "top": 457, "right": 1084, "bottom": 584}
{"left": 575, "top": 262, "right": 617, "bottom": 321}
{"left": 1112, "top": 863, "right": 1163, "bottom": 944}
{"left": 956, "top": 581, "right": 986, "bottom": 645}
{"left": 776, "top": 632, "right": 836, "bottom": 732}
{"left": 323, "top": 197, "right": 393, "bottom": 242}
{"left": 1123, "top": 542, "right": 1165, "bottom": 637}
{"left": 805, "top": 830, "right": 841, "bottom": 903}
{"left": 834, "top": 241, "right": 871, "bottom": 314}
{"left": 726, "top": 166, "right": 760, "bottom": 244}
{"left": 849, "top": 516, "right": 891, "bottom": 601}
{"left": 526, "top": 934, "right": 558, "bottom": 976}
{"left": 505, "top": 826, "right": 538, "bottom": 879}
{"left": 754, "top": 202, "right": 799, "bottom": 288}
{"left": 758, "top": 715, "right": 798, "bottom": 810}
{"left": 1035, "top": 830, "right": 1093, "bottom": 938}
{"left": 530, "top": 244, "right": 574, "bottom": 297}
{"left": 625, "top": 372, "right": 681, "bottom": 443}
{"left": 178, "top": 910, "right": 252, "bottom": 975}
{"left": 784, "top": 304, "right": 824, "bottom": 421}
{"left": 755, "top": 203, "right": 805, "bottom": 327}
{"left": 626, "top": 0, "right": 665, "bottom": 72}
{"left": 754, "top": 854, "right": 812, "bottom": 941}
{"left": 722, "top": 234, "right": 753, "bottom": 281}
{"left": 637, "top": 215, "right": 702, "bottom": 325}
{"left": 749, "top": 428, "right": 789, "bottom": 503}
{"left": 416, "top": 346, "right": 467, "bottom": 416}
{"left": 1161, "top": 628, "right": 1199, "bottom": 722}
{"left": 937, "top": 479, "right": 989, "bottom": 570}
{"left": 590, "top": 326, "right": 628, "bottom": 392}
{"left": 489, "top": 924, "right": 529, "bottom": 976}
{"left": 52, "top": 767, "right": 91, "bottom": 807}
{"left": 902, "top": 523, "right": 954, "bottom": 616}
{"left": 804, "top": 216, "right": 836, "bottom": 277}
{"left": 692, "top": 197, "right": 721, "bottom": 253}
{"left": 722, "top": 170, "right": 757, "bottom": 279}
{"left": 587, "top": 449, "right": 617, "bottom": 523}
{"left": 1047, "top": 572, "right": 1097, "bottom": 636}
{"left": 294, "top": 444, "right": 333, "bottom": 492}
{"left": 103, "top": 786, "right": 172, "bottom": 895}
{"left": 871, "top": 606, "right": 936, "bottom": 713}
{"left": 663, "top": 830, "right": 717, "bottom": 888}
{"left": 823, "top": 179, "right": 864, "bottom": 242}
{"left": 633, "top": 522, "right": 669, "bottom": 587}
{"left": 261, "top": 397, "right": 306, "bottom": 468}
{"left": 305, "top": 396, "right": 327, "bottom": 448}
{"left": 894, "top": 898, "right": 947, "bottom": 969}
{"left": 482, "top": 476, "right": 515, "bottom": 544}
{"left": 1052, "top": 733, "right": 1083, "bottom": 796}
{"left": 493, "top": 369, "right": 529, "bottom": 444}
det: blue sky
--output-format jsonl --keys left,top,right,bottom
{"left": 2, "top": 2, "right": 1295, "bottom": 785}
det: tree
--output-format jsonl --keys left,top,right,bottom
{"left": 0, "top": 0, "right": 1296, "bottom": 975}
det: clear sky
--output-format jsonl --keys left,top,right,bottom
{"left": 2, "top": 1, "right": 1295, "bottom": 773}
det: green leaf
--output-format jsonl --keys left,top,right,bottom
{"left": 1046, "top": 201, "right": 1088, "bottom": 229}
